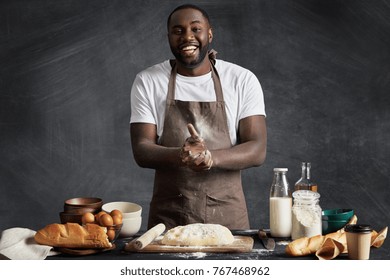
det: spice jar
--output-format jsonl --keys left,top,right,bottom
{"left": 345, "top": 224, "right": 373, "bottom": 260}
{"left": 291, "top": 190, "right": 322, "bottom": 240}
{"left": 269, "top": 168, "right": 292, "bottom": 238}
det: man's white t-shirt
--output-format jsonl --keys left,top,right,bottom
{"left": 130, "top": 59, "right": 266, "bottom": 145}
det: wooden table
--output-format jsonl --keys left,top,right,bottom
{"left": 47, "top": 230, "right": 390, "bottom": 260}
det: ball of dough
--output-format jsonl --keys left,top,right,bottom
{"left": 161, "top": 223, "right": 235, "bottom": 246}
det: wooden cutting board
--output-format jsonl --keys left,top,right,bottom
{"left": 125, "top": 236, "right": 254, "bottom": 253}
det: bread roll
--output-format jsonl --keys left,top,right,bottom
{"left": 34, "top": 223, "right": 112, "bottom": 249}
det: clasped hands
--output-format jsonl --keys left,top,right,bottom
{"left": 180, "top": 124, "right": 213, "bottom": 171}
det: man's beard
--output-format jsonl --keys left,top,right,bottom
{"left": 171, "top": 43, "right": 209, "bottom": 69}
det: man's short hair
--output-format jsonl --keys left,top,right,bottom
{"left": 167, "top": 4, "right": 211, "bottom": 30}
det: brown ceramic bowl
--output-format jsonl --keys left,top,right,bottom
{"left": 59, "top": 211, "right": 83, "bottom": 224}
{"left": 64, "top": 197, "right": 103, "bottom": 212}
{"left": 63, "top": 207, "right": 99, "bottom": 215}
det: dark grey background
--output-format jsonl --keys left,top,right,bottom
{"left": 1, "top": 0, "right": 389, "bottom": 248}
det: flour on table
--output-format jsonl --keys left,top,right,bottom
{"left": 276, "top": 240, "right": 290, "bottom": 246}
{"left": 161, "top": 223, "right": 234, "bottom": 246}
{"left": 163, "top": 252, "right": 208, "bottom": 259}
{"left": 251, "top": 248, "right": 273, "bottom": 255}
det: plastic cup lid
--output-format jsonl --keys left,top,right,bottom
{"left": 345, "top": 224, "right": 373, "bottom": 233}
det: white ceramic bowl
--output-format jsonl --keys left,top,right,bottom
{"left": 120, "top": 216, "right": 142, "bottom": 237}
{"left": 102, "top": 201, "right": 142, "bottom": 218}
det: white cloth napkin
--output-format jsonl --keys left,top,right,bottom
{"left": 0, "top": 227, "right": 59, "bottom": 260}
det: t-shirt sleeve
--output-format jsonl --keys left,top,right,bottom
{"left": 130, "top": 73, "right": 156, "bottom": 124}
{"left": 239, "top": 71, "right": 266, "bottom": 120}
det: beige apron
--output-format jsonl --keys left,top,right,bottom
{"left": 148, "top": 56, "right": 250, "bottom": 230}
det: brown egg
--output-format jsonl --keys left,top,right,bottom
{"left": 107, "top": 229, "right": 116, "bottom": 241}
{"left": 110, "top": 209, "right": 123, "bottom": 219}
{"left": 95, "top": 211, "right": 106, "bottom": 222}
{"left": 99, "top": 214, "right": 114, "bottom": 227}
{"left": 81, "top": 212, "right": 95, "bottom": 224}
{"left": 112, "top": 215, "right": 122, "bottom": 225}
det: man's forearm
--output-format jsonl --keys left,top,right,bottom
{"left": 132, "top": 142, "right": 182, "bottom": 170}
{"left": 211, "top": 140, "right": 266, "bottom": 171}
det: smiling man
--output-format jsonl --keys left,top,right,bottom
{"left": 130, "top": 4, "right": 267, "bottom": 230}
{"left": 168, "top": 6, "right": 212, "bottom": 73}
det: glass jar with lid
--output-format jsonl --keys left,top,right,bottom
{"left": 269, "top": 168, "right": 292, "bottom": 238}
{"left": 291, "top": 190, "right": 322, "bottom": 240}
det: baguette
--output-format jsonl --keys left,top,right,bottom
{"left": 34, "top": 223, "right": 112, "bottom": 249}
{"left": 286, "top": 231, "right": 346, "bottom": 256}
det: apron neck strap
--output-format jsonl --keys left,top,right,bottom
{"left": 208, "top": 49, "right": 218, "bottom": 65}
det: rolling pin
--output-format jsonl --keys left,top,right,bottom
{"left": 125, "top": 223, "right": 166, "bottom": 251}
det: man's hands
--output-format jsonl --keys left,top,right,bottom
{"left": 180, "top": 124, "right": 213, "bottom": 171}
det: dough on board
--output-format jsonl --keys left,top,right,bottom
{"left": 160, "top": 223, "right": 235, "bottom": 246}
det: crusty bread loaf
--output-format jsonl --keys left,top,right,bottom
{"left": 285, "top": 231, "right": 346, "bottom": 256}
{"left": 34, "top": 223, "right": 112, "bottom": 249}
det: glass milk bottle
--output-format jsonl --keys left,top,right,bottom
{"left": 294, "top": 162, "right": 318, "bottom": 192}
{"left": 269, "top": 168, "right": 292, "bottom": 237}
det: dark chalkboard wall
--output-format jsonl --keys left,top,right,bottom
{"left": 1, "top": 0, "right": 389, "bottom": 242}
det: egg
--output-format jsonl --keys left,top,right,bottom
{"left": 81, "top": 212, "right": 95, "bottom": 224}
{"left": 110, "top": 209, "right": 123, "bottom": 219}
{"left": 107, "top": 229, "right": 116, "bottom": 241}
{"left": 95, "top": 211, "right": 106, "bottom": 222}
{"left": 99, "top": 214, "right": 114, "bottom": 227}
{"left": 112, "top": 215, "right": 122, "bottom": 225}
